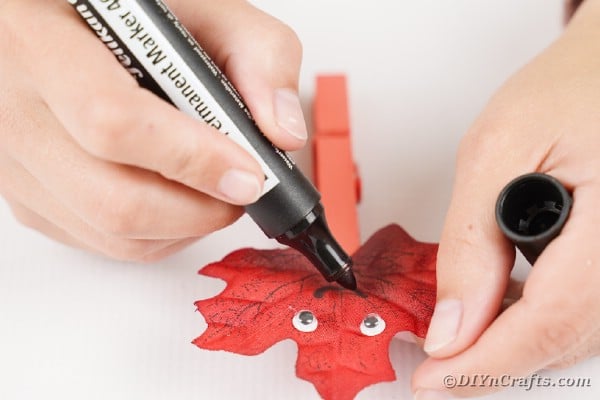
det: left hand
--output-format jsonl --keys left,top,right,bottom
{"left": 412, "top": 1, "right": 600, "bottom": 398}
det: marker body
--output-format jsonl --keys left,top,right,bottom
{"left": 68, "top": 0, "right": 354, "bottom": 287}
{"left": 496, "top": 173, "right": 572, "bottom": 264}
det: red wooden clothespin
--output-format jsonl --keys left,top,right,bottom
{"left": 312, "top": 75, "right": 361, "bottom": 254}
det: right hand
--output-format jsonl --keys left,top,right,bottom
{"left": 0, "top": 0, "right": 307, "bottom": 261}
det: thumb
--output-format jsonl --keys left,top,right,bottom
{"left": 174, "top": 0, "right": 307, "bottom": 151}
{"left": 424, "top": 128, "right": 525, "bottom": 358}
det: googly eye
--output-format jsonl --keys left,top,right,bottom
{"left": 360, "top": 313, "right": 386, "bottom": 336}
{"left": 292, "top": 310, "right": 318, "bottom": 332}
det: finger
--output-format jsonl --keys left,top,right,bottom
{"left": 0, "top": 152, "right": 184, "bottom": 261}
{"left": 547, "top": 328, "right": 600, "bottom": 369}
{"left": 141, "top": 236, "right": 200, "bottom": 263}
{"left": 6, "top": 193, "right": 194, "bottom": 262}
{"left": 2, "top": 83, "right": 242, "bottom": 240}
{"left": 5, "top": 196, "right": 91, "bottom": 251}
{"left": 413, "top": 184, "right": 600, "bottom": 397}
{"left": 15, "top": 3, "right": 264, "bottom": 206}
{"left": 173, "top": 0, "right": 308, "bottom": 149}
{"left": 422, "top": 124, "right": 546, "bottom": 358}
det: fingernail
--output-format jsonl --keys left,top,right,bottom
{"left": 414, "top": 389, "right": 454, "bottom": 400}
{"left": 274, "top": 88, "right": 307, "bottom": 141}
{"left": 424, "top": 299, "right": 463, "bottom": 354}
{"left": 217, "top": 169, "right": 262, "bottom": 204}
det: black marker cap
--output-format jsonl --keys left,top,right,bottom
{"left": 495, "top": 173, "right": 572, "bottom": 264}
{"left": 276, "top": 203, "right": 356, "bottom": 290}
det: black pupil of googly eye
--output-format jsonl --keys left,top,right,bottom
{"left": 299, "top": 311, "right": 314, "bottom": 325}
{"left": 363, "top": 315, "right": 379, "bottom": 328}
{"left": 360, "top": 313, "right": 386, "bottom": 336}
{"left": 292, "top": 310, "right": 318, "bottom": 332}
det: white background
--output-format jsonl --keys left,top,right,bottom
{"left": 1, "top": 0, "right": 598, "bottom": 399}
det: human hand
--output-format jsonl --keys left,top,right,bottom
{"left": 0, "top": 0, "right": 306, "bottom": 261}
{"left": 413, "top": 0, "right": 600, "bottom": 397}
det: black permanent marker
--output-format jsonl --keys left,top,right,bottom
{"left": 67, "top": 0, "right": 357, "bottom": 289}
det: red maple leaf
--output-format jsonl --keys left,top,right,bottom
{"left": 193, "top": 224, "right": 437, "bottom": 400}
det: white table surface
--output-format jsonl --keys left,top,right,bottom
{"left": 1, "top": 0, "right": 598, "bottom": 399}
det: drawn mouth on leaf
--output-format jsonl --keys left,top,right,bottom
{"left": 313, "top": 285, "right": 368, "bottom": 299}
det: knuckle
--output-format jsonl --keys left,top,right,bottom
{"left": 11, "top": 206, "right": 40, "bottom": 230}
{"left": 200, "top": 203, "right": 243, "bottom": 233}
{"left": 0, "top": 19, "right": 10, "bottom": 54}
{"left": 455, "top": 101, "right": 519, "bottom": 155}
{"left": 170, "top": 201, "right": 242, "bottom": 238}
{"left": 535, "top": 313, "right": 584, "bottom": 359}
{"left": 0, "top": 100, "right": 12, "bottom": 139}
{"left": 253, "top": 19, "right": 302, "bottom": 65}
{"left": 547, "top": 353, "right": 581, "bottom": 370}
{"left": 272, "top": 23, "right": 302, "bottom": 58}
{"left": 93, "top": 191, "right": 143, "bottom": 237}
{"left": 77, "top": 96, "right": 131, "bottom": 158}
{"left": 161, "top": 137, "right": 205, "bottom": 184}
{"left": 139, "top": 240, "right": 194, "bottom": 263}
{"left": 102, "top": 238, "right": 159, "bottom": 262}
{"left": 140, "top": 251, "right": 169, "bottom": 264}
{"left": 455, "top": 120, "right": 499, "bottom": 168}
{"left": 0, "top": 20, "right": 21, "bottom": 80}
